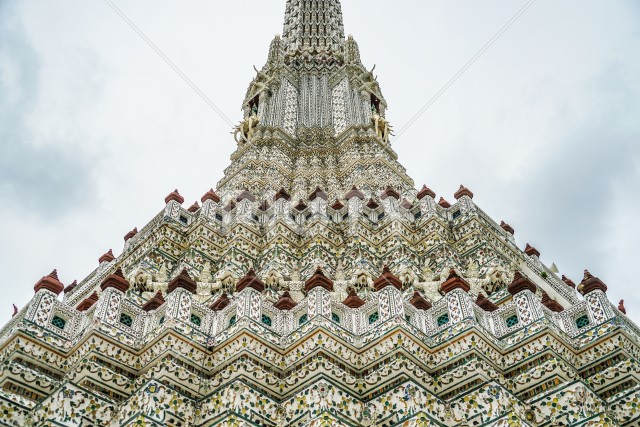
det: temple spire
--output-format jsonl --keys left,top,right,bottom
{"left": 282, "top": 0, "right": 345, "bottom": 55}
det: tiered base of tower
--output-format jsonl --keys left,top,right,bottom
{"left": 1, "top": 186, "right": 639, "bottom": 426}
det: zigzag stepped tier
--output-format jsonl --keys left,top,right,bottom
{"left": 1, "top": 0, "right": 638, "bottom": 426}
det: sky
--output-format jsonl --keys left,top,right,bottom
{"left": 0, "top": 0, "right": 639, "bottom": 326}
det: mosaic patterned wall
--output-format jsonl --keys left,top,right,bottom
{"left": 1, "top": 0, "right": 639, "bottom": 425}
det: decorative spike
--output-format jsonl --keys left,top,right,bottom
{"left": 283, "top": 0, "right": 345, "bottom": 55}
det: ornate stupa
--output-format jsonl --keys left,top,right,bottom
{"left": 1, "top": 1, "right": 639, "bottom": 426}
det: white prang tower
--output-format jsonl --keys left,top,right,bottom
{"left": 1, "top": 1, "right": 638, "bottom": 426}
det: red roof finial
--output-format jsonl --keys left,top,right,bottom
{"left": 167, "top": 269, "right": 197, "bottom": 294}
{"left": 417, "top": 185, "right": 436, "bottom": 200}
{"left": 100, "top": 268, "right": 130, "bottom": 293}
{"left": 142, "top": 291, "right": 166, "bottom": 312}
{"left": 275, "top": 188, "right": 291, "bottom": 201}
{"left": 346, "top": 186, "right": 364, "bottom": 200}
{"left": 439, "top": 269, "right": 471, "bottom": 294}
{"left": 165, "top": 189, "right": 185, "bottom": 205}
{"left": 561, "top": 275, "right": 576, "bottom": 289}
{"left": 373, "top": 265, "right": 402, "bottom": 292}
{"left": 258, "top": 200, "right": 270, "bottom": 211}
{"left": 366, "top": 198, "right": 379, "bottom": 209}
{"left": 619, "top": 300, "right": 627, "bottom": 315}
{"left": 343, "top": 288, "right": 366, "bottom": 308}
{"left": 210, "top": 293, "right": 231, "bottom": 311}
{"left": 438, "top": 197, "right": 451, "bottom": 208}
{"left": 305, "top": 268, "right": 334, "bottom": 292}
{"left": 124, "top": 228, "right": 138, "bottom": 242}
{"left": 331, "top": 199, "right": 345, "bottom": 210}
{"left": 64, "top": 280, "right": 78, "bottom": 294}
{"left": 524, "top": 244, "right": 540, "bottom": 258}
{"left": 578, "top": 270, "right": 607, "bottom": 296}
{"left": 99, "top": 249, "right": 115, "bottom": 264}
{"left": 475, "top": 293, "right": 498, "bottom": 312}
{"left": 188, "top": 201, "right": 200, "bottom": 213}
{"left": 381, "top": 187, "right": 400, "bottom": 200}
{"left": 410, "top": 291, "right": 432, "bottom": 310}
{"left": 237, "top": 189, "right": 256, "bottom": 202}
{"left": 274, "top": 291, "right": 297, "bottom": 310}
{"left": 454, "top": 185, "right": 474, "bottom": 200}
{"left": 309, "top": 187, "right": 328, "bottom": 201}
{"left": 500, "top": 221, "right": 515, "bottom": 235}
{"left": 34, "top": 270, "right": 64, "bottom": 295}
{"left": 201, "top": 189, "right": 221, "bottom": 203}
{"left": 77, "top": 291, "right": 99, "bottom": 312}
{"left": 541, "top": 291, "right": 564, "bottom": 313}
{"left": 236, "top": 269, "right": 265, "bottom": 293}
{"left": 507, "top": 271, "right": 537, "bottom": 295}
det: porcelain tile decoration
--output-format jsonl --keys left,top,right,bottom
{"left": 0, "top": 1, "right": 637, "bottom": 426}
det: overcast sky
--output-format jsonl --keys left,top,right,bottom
{"left": 1, "top": 0, "right": 639, "bottom": 326}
